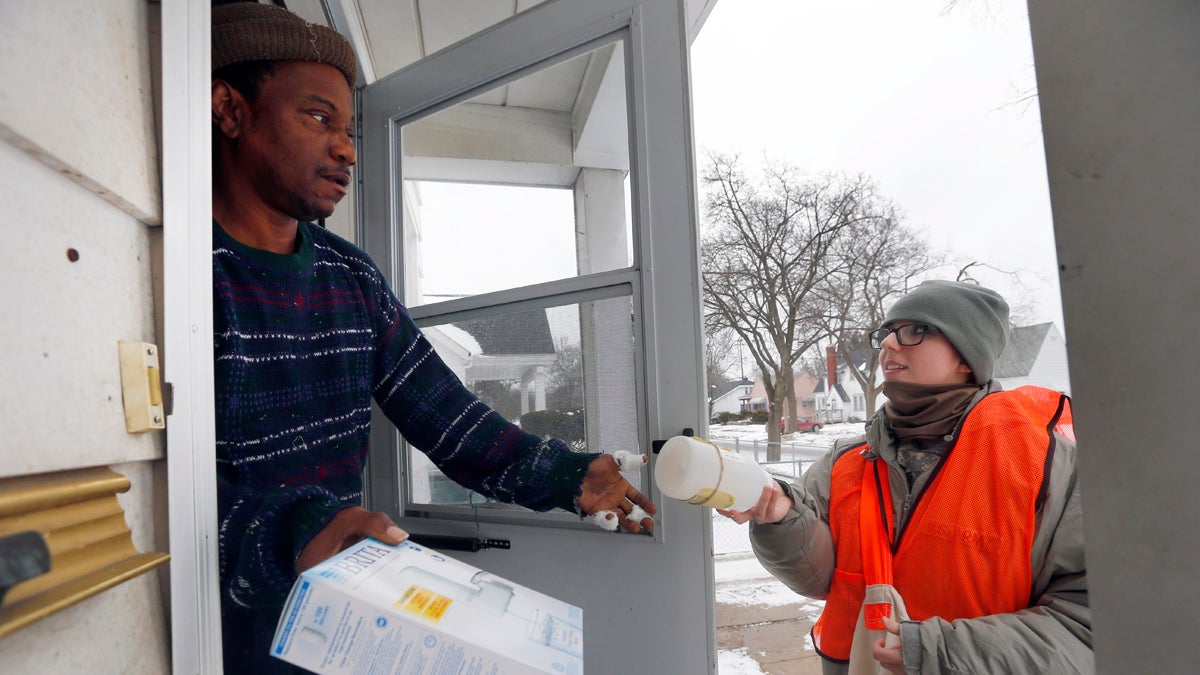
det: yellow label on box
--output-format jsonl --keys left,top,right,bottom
{"left": 395, "top": 585, "right": 452, "bottom": 622}
{"left": 394, "top": 585, "right": 416, "bottom": 608}
{"left": 422, "top": 594, "right": 453, "bottom": 622}
{"left": 398, "top": 585, "right": 434, "bottom": 615}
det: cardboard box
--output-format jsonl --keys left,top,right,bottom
{"left": 270, "top": 539, "right": 583, "bottom": 674}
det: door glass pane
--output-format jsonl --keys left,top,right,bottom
{"left": 410, "top": 296, "right": 641, "bottom": 508}
{"left": 406, "top": 182, "right": 578, "bottom": 302}
{"left": 396, "top": 37, "right": 639, "bottom": 516}
{"left": 399, "top": 39, "right": 633, "bottom": 306}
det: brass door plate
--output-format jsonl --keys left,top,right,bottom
{"left": 117, "top": 341, "right": 165, "bottom": 433}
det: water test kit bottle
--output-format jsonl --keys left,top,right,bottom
{"left": 654, "top": 435, "right": 773, "bottom": 511}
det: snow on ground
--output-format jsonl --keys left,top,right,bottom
{"left": 717, "top": 578, "right": 826, "bottom": 616}
{"left": 712, "top": 515, "right": 825, "bottom": 614}
{"left": 708, "top": 421, "right": 868, "bottom": 449}
{"left": 718, "top": 648, "right": 768, "bottom": 675}
{"left": 713, "top": 552, "right": 766, "bottom": 582}
{"left": 706, "top": 421, "right": 867, "bottom": 483}
{"left": 714, "top": 546, "right": 826, "bottom": 665}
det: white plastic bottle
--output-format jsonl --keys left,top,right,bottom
{"left": 654, "top": 435, "right": 773, "bottom": 511}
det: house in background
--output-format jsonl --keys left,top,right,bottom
{"left": 813, "top": 378, "right": 850, "bottom": 422}
{"left": 814, "top": 346, "right": 880, "bottom": 422}
{"left": 994, "top": 322, "right": 1072, "bottom": 395}
{"left": 424, "top": 309, "right": 560, "bottom": 415}
{"left": 709, "top": 378, "right": 754, "bottom": 419}
{"left": 745, "top": 370, "right": 819, "bottom": 422}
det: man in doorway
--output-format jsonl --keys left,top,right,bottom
{"left": 210, "top": 3, "right": 655, "bottom": 670}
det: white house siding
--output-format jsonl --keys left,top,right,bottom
{"left": 814, "top": 390, "right": 846, "bottom": 422}
{"left": 1029, "top": 329, "right": 1072, "bottom": 395}
{"left": 996, "top": 329, "right": 1073, "bottom": 396}
{"left": 711, "top": 385, "right": 751, "bottom": 416}
{"left": 838, "top": 370, "right": 876, "bottom": 421}
{"left": 816, "top": 364, "right": 883, "bottom": 422}
{"left": 0, "top": 2, "right": 169, "bottom": 673}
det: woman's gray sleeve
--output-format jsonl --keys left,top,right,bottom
{"left": 748, "top": 450, "right": 837, "bottom": 599}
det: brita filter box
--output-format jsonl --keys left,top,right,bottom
{"left": 270, "top": 539, "right": 583, "bottom": 674}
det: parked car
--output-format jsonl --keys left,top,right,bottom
{"left": 768, "top": 417, "right": 823, "bottom": 433}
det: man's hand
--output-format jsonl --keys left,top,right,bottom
{"left": 296, "top": 506, "right": 408, "bottom": 573}
{"left": 576, "top": 454, "right": 657, "bottom": 534}
{"left": 718, "top": 485, "right": 793, "bottom": 525}
{"left": 872, "top": 616, "right": 905, "bottom": 674}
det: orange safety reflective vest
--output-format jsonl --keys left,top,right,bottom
{"left": 811, "top": 386, "right": 1074, "bottom": 663}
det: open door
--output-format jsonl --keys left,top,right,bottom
{"left": 354, "top": 0, "right": 713, "bottom": 671}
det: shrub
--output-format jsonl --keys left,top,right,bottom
{"left": 520, "top": 408, "right": 586, "bottom": 448}
{"left": 749, "top": 411, "right": 769, "bottom": 424}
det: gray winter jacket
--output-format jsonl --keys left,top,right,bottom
{"left": 749, "top": 383, "right": 1092, "bottom": 674}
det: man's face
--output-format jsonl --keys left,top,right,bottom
{"left": 224, "top": 61, "right": 356, "bottom": 221}
{"left": 879, "top": 322, "right": 973, "bottom": 386}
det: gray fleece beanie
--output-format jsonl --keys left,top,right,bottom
{"left": 884, "top": 280, "right": 1010, "bottom": 384}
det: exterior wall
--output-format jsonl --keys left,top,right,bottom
{"left": 746, "top": 372, "right": 818, "bottom": 418}
{"left": 814, "top": 386, "right": 847, "bottom": 422}
{"left": 792, "top": 371, "right": 819, "bottom": 419}
{"left": 711, "top": 384, "right": 751, "bottom": 416}
{"left": 1028, "top": 328, "right": 1072, "bottom": 395}
{"left": 995, "top": 329, "right": 1073, "bottom": 396}
{"left": 1028, "top": 1, "right": 1200, "bottom": 671}
{"left": 0, "top": 1, "right": 169, "bottom": 672}
{"left": 747, "top": 377, "right": 768, "bottom": 412}
{"left": 836, "top": 365, "right": 883, "bottom": 421}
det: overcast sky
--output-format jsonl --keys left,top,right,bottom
{"left": 690, "top": 0, "right": 1064, "bottom": 331}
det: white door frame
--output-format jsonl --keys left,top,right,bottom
{"left": 161, "top": 3, "right": 222, "bottom": 674}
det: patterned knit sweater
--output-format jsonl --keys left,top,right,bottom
{"left": 212, "top": 221, "right": 595, "bottom": 611}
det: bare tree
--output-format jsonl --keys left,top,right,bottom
{"left": 546, "top": 340, "right": 584, "bottom": 410}
{"left": 954, "top": 260, "right": 1043, "bottom": 327}
{"left": 703, "top": 318, "right": 740, "bottom": 420}
{"left": 701, "top": 154, "right": 877, "bottom": 458}
{"left": 820, "top": 206, "right": 940, "bottom": 417}
{"left": 796, "top": 350, "right": 826, "bottom": 381}
{"left": 703, "top": 316, "right": 739, "bottom": 387}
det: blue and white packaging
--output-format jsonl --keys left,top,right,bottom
{"left": 271, "top": 539, "right": 583, "bottom": 674}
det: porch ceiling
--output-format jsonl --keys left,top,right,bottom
{"left": 283, "top": 0, "right": 718, "bottom": 187}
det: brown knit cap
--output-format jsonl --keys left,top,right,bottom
{"left": 212, "top": 2, "right": 357, "bottom": 88}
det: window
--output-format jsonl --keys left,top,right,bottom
{"left": 399, "top": 39, "right": 633, "bottom": 307}
{"left": 397, "top": 38, "right": 642, "bottom": 522}
{"left": 413, "top": 297, "right": 640, "bottom": 509}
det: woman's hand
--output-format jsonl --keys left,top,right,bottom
{"left": 873, "top": 616, "right": 905, "bottom": 674}
{"left": 717, "top": 484, "right": 793, "bottom": 525}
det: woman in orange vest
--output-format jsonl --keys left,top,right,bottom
{"left": 723, "top": 281, "right": 1090, "bottom": 674}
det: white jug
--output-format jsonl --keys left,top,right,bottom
{"left": 654, "top": 436, "right": 773, "bottom": 511}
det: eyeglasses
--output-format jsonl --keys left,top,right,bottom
{"left": 868, "top": 323, "right": 940, "bottom": 349}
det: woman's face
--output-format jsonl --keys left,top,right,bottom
{"left": 879, "top": 322, "right": 974, "bottom": 386}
